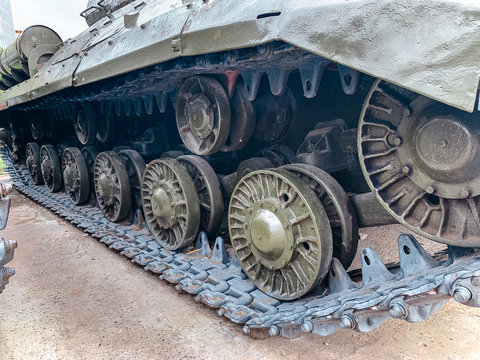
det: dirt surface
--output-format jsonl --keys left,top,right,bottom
{"left": 1, "top": 192, "right": 480, "bottom": 360}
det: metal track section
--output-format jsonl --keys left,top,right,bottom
{"left": 4, "top": 149, "right": 480, "bottom": 339}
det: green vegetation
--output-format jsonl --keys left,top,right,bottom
{"left": 0, "top": 157, "right": 7, "bottom": 175}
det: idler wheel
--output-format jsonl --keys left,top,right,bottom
{"left": 118, "top": 149, "right": 146, "bottom": 210}
{"left": 40, "top": 144, "right": 62, "bottom": 192}
{"left": 141, "top": 158, "right": 200, "bottom": 250}
{"left": 229, "top": 168, "right": 333, "bottom": 300}
{"left": 358, "top": 80, "right": 480, "bottom": 247}
{"left": 177, "top": 155, "right": 224, "bottom": 237}
{"left": 94, "top": 152, "right": 131, "bottom": 222}
{"left": 220, "top": 83, "right": 256, "bottom": 152}
{"left": 62, "top": 147, "right": 89, "bottom": 205}
{"left": 29, "top": 113, "right": 45, "bottom": 140}
{"left": 282, "top": 163, "right": 359, "bottom": 269}
{"left": 25, "top": 142, "right": 43, "bottom": 185}
{"left": 176, "top": 76, "right": 231, "bottom": 155}
{"left": 74, "top": 103, "right": 97, "bottom": 145}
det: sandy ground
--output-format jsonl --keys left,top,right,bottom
{"left": 1, "top": 192, "right": 480, "bottom": 360}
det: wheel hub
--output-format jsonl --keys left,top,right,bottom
{"left": 41, "top": 159, "right": 51, "bottom": 181}
{"left": 247, "top": 200, "right": 294, "bottom": 270}
{"left": 396, "top": 103, "right": 480, "bottom": 199}
{"left": 97, "top": 173, "right": 113, "bottom": 204}
{"left": 63, "top": 165, "right": 74, "bottom": 188}
{"left": 185, "top": 93, "right": 214, "bottom": 139}
{"left": 358, "top": 80, "right": 480, "bottom": 246}
{"left": 151, "top": 183, "right": 176, "bottom": 227}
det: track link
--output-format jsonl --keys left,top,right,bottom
{"left": 4, "top": 148, "right": 480, "bottom": 339}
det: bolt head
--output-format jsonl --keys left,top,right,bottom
{"left": 461, "top": 188, "right": 471, "bottom": 199}
{"left": 453, "top": 286, "right": 472, "bottom": 303}
{"left": 340, "top": 314, "right": 355, "bottom": 329}
{"left": 401, "top": 165, "right": 411, "bottom": 174}
{"left": 426, "top": 186, "right": 435, "bottom": 194}
{"left": 269, "top": 325, "right": 280, "bottom": 337}
{"left": 393, "top": 136, "right": 403, "bottom": 146}
{"left": 302, "top": 321, "right": 314, "bottom": 333}
{"left": 389, "top": 303, "right": 407, "bottom": 319}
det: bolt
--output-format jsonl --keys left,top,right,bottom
{"left": 242, "top": 326, "right": 251, "bottom": 336}
{"left": 269, "top": 325, "right": 280, "bottom": 337}
{"left": 217, "top": 308, "right": 224, "bottom": 316}
{"left": 339, "top": 314, "right": 356, "bottom": 329}
{"left": 272, "top": 207, "right": 277, "bottom": 213}
{"left": 426, "top": 186, "right": 435, "bottom": 194}
{"left": 461, "top": 188, "right": 471, "bottom": 199}
{"left": 389, "top": 302, "right": 408, "bottom": 319}
{"left": 302, "top": 321, "right": 314, "bottom": 333}
{"left": 283, "top": 223, "right": 289, "bottom": 229}
{"left": 170, "top": 202, "right": 175, "bottom": 207}
{"left": 257, "top": 235, "right": 262, "bottom": 241}
{"left": 393, "top": 136, "right": 403, "bottom": 146}
{"left": 453, "top": 286, "right": 472, "bottom": 303}
{"left": 401, "top": 165, "right": 411, "bottom": 174}
{"left": 471, "top": 276, "right": 480, "bottom": 287}
{"left": 439, "top": 140, "right": 448, "bottom": 148}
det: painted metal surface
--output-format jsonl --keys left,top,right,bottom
{"left": 6, "top": 149, "right": 480, "bottom": 339}
{"left": 0, "top": 0, "right": 479, "bottom": 111}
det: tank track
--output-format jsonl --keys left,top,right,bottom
{"left": 5, "top": 147, "right": 480, "bottom": 339}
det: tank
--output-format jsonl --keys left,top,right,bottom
{"left": 1, "top": 0, "right": 480, "bottom": 338}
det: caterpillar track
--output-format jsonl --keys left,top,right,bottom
{"left": 4, "top": 148, "right": 480, "bottom": 339}
{"left": 2, "top": 0, "right": 480, "bottom": 341}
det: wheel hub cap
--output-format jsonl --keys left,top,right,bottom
{"left": 248, "top": 201, "right": 293, "bottom": 269}
{"left": 41, "top": 159, "right": 50, "bottom": 180}
{"left": 397, "top": 105, "right": 480, "bottom": 199}
{"left": 185, "top": 93, "right": 214, "bottom": 139}
{"left": 151, "top": 184, "right": 176, "bottom": 227}
{"left": 63, "top": 165, "right": 74, "bottom": 188}
{"left": 97, "top": 173, "right": 113, "bottom": 204}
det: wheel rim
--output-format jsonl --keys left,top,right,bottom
{"left": 177, "top": 155, "right": 224, "bottom": 237}
{"left": 220, "top": 83, "right": 256, "bottom": 152}
{"left": 118, "top": 149, "right": 146, "bottom": 210}
{"left": 141, "top": 158, "right": 200, "bottom": 250}
{"left": 358, "top": 80, "right": 480, "bottom": 247}
{"left": 40, "top": 144, "right": 62, "bottom": 192}
{"left": 282, "top": 163, "right": 359, "bottom": 269}
{"left": 94, "top": 151, "right": 131, "bottom": 222}
{"left": 62, "top": 147, "right": 90, "bottom": 205}
{"left": 26, "top": 142, "right": 43, "bottom": 185}
{"left": 74, "top": 104, "right": 97, "bottom": 145}
{"left": 176, "top": 76, "right": 231, "bottom": 155}
{"left": 229, "top": 168, "right": 333, "bottom": 300}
